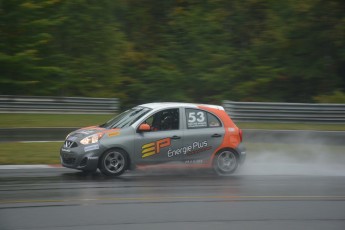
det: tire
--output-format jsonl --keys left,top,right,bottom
{"left": 99, "top": 149, "right": 129, "bottom": 176}
{"left": 213, "top": 150, "right": 238, "bottom": 176}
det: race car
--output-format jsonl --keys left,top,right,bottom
{"left": 60, "top": 103, "right": 246, "bottom": 176}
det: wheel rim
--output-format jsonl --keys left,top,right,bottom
{"left": 217, "top": 151, "right": 237, "bottom": 172}
{"left": 104, "top": 151, "right": 125, "bottom": 173}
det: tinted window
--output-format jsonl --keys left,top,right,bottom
{"left": 144, "top": 109, "right": 179, "bottom": 131}
{"left": 186, "top": 109, "right": 222, "bottom": 129}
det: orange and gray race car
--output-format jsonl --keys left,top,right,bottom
{"left": 60, "top": 103, "right": 246, "bottom": 176}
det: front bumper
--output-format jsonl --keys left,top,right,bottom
{"left": 60, "top": 144, "right": 104, "bottom": 171}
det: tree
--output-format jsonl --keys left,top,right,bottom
{"left": 1, "top": 0, "right": 344, "bottom": 105}
{"left": 0, "top": 0, "right": 65, "bottom": 95}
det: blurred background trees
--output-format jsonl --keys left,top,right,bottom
{"left": 1, "top": 0, "right": 344, "bottom": 107}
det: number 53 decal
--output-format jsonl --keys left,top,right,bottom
{"left": 188, "top": 111, "right": 205, "bottom": 122}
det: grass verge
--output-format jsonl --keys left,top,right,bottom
{"left": 0, "top": 113, "right": 113, "bottom": 128}
{"left": 1, "top": 113, "right": 345, "bottom": 130}
{"left": 237, "top": 122, "right": 345, "bottom": 131}
{"left": 0, "top": 142, "right": 62, "bottom": 165}
{"left": 1, "top": 141, "right": 344, "bottom": 165}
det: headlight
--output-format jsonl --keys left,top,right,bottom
{"left": 80, "top": 133, "right": 104, "bottom": 145}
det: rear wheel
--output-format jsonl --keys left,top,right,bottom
{"left": 213, "top": 150, "right": 238, "bottom": 176}
{"left": 99, "top": 149, "right": 129, "bottom": 176}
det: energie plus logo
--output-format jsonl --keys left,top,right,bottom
{"left": 141, "top": 138, "right": 171, "bottom": 158}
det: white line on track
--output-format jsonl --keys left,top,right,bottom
{"left": 19, "top": 140, "right": 63, "bottom": 143}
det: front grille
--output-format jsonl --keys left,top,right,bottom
{"left": 64, "top": 140, "right": 78, "bottom": 148}
{"left": 62, "top": 156, "right": 76, "bottom": 165}
{"left": 79, "top": 157, "right": 88, "bottom": 167}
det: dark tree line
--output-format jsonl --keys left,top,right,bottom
{"left": 1, "top": 0, "right": 344, "bottom": 107}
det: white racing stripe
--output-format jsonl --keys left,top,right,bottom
{"left": 0, "top": 165, "right": 62, "bottom": 169}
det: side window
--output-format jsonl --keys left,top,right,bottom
{"left": 207, "top": 112, "right": 221, "bottom": 127}
{"left": 144, "top": 109, "right": 179, "bottom": 131}
{"left": 186, "top": 109, "right": 222, "bottom": 129}
{"left": 186, "top": 109, "right": 207, "bottom": 128}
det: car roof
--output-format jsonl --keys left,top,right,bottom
{"left": 139, "top": 102, "right": 224, "bottom": 111}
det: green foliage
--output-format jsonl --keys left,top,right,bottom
{"left": 1, "top": 0, "right": 344, "bottom": 105}
{"left": 314, "top": 90, "right": 345, "bottom": 103}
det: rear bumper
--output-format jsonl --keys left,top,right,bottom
{"left": 235, "top": 143, "right": 246, "bottom": 165}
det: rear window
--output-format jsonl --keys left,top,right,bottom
{"left": 185, "top": 109, "right": 222, "bottom": 129}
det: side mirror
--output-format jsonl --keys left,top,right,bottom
{"left": 138, "top": 123, "right": 151, "bottom": 132}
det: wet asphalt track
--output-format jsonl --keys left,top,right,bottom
{"left": 1, "top": 165, "right": 345, "bottom": 230}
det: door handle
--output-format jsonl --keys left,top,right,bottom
{"left": 171, "top": 135, "right": 181, "bottom": 140}
{"left": 211, "top": 134, "right": 222, "bottom": 138}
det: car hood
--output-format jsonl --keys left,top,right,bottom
{"left": 68, "top": 126, "right": 110, "bottom": 140}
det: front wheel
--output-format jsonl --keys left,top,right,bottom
{"left": 99, "top": 149, "right": 129, "bottom": 176}
{"left": 213, "top": 150, "right": 238, "bottom": 176}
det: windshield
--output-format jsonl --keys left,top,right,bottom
{"left": 100, "top": 106, "right": 151, "bottom": 129}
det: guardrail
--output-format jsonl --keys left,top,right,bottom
{"left": 223, "top": 100, "right": 345, "bottom": 123}
{"left": 0, "top": 95, "right": 119, "bottom": 114}
{"left": 1, "top": 96, "right": 344, "bottom": 122}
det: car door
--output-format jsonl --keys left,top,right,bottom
{"left": 181, "top": 108, "right": 225, "bottom": 162}
{"left": 134, "top": 108, "right": 184, "bottom": 163}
